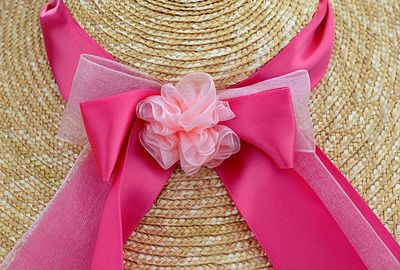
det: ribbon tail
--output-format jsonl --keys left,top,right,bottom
{"left": 91, "top": 120, "right": 175, "bottom": 270}
{"left": 294, "top": 151, "right": 400, "bottom": 270}
{"left": 314, "top": 146, "right": 400, "bottom": 259}
{"left": 216, "top": 145, "right": 400, "bottom": 270}
{"left": 1, "top": 147, "right": 111, "bottom": 270}
{"left": 1, "top": 109, "right": 175, "bottom": 270}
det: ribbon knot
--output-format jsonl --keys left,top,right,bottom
{"left": 136, "top": 73, "right": 240, "bottom": 175}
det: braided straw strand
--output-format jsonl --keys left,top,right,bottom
{"left": 1, "top": 0, "right": 399, "bottom": 269}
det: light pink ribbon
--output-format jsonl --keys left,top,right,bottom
{"left": 2, "top": 0, "right": 399, "bottom": 269}
{"left": 135, "top": 73, "right": 240, "bottom": 175}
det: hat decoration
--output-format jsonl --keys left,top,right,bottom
{"left": 135, "top": 73, "right": 241, "bottom": 175}
{"left": 1, "top": 0, "right": 399, "bottom": 269}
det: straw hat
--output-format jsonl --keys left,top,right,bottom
{"left": 0, "top": 0, "right": 398, "bottom": 268}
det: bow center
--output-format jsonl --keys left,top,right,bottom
{"left": 136, "top": 73, "right": 240, "bottom": 175}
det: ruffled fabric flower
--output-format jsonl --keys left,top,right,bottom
{"left": 136, "top": 73, "right": 240, "bottom": 175}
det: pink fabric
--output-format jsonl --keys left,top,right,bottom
{"left": 1, "top": 0, "right": 399, "bottom": 269}
{"left": 60, "top": 56, "right": 400, "bottom": 269}
{"left": 72, "top": 58, "right": 320, "bottom": 269}
{"left": 69, "top": 59, "right": 301, "bottom": 269}
{"left": 39, "top": 0, "right": 113, "bottom": 100}
{"left": 231, "top": 0, "right": 334, "bottom": 90}
{"left": 315, "top": 146, "right": 400, "bottom": 260}
{"left": 136, "top": 73, "right": 240, "bottom": 175}
{"left": 2, "top": 148, "right": 111, "bottom": 270}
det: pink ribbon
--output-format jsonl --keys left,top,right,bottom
{"left": 65, "top": 55, "right": 399, "bottom": 270}
{"left": 60, "top": 55, "right": 305, "bottom": 269}
{"left": 2, "top": 0, "right": 399, "bottom": 269}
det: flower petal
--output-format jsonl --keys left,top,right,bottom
{"left": 137, "top": 73, "right": 240, "bottom": 174}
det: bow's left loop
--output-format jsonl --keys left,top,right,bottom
{"left": 80, "top": 90, "right": 158, "bottom": 182}
{"left": 58, "top": 54, "right": 162, "bottom": 145}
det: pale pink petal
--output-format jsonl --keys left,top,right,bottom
{"left": 136, "top": 72, "right": 240, "bottom": 174}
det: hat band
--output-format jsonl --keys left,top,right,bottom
{"left": 2, "top": 0, "right": 399, "bottom": 269}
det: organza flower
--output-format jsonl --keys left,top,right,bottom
{"left": 136, "top": 73, "right": 240, "bottom": 175}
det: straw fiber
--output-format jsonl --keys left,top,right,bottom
{"left": 0, "top": 0, "right": 399, "bottom": 269}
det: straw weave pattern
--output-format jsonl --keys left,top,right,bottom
{"left": 0, "top": 0, "right": 399, "bottom": 269}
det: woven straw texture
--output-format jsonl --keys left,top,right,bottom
{"left": 0, "top": 0, "right": 399, "bottom": 269}
{"left": 64, "top": 0, "right": 318, "bottom": 89}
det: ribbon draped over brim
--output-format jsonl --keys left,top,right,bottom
{"left": 57, "top": 55, "right": 397, "bottom": 270}
{"left": 2, "top": 0, "right": 399, "bottom": 269}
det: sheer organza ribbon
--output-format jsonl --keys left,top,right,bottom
{"left": 1, "top": 0, "right": 399, "bottom": 269}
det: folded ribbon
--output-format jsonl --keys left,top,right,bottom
{"left": 57, "top": 55, "right": 398, "bottom": 270}
{"left": 60, "top": 55, "right": 306, "bottom": 269}
{"left": 3, "top": 0, "right": 399, "bottom": 268}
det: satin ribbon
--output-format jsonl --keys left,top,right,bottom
{"left": 2, "top": 0, "right": 399, "bottom": 269}
{"left": 59, "top": 55, "right": 307, "bottom": 269}
{"left": 61, "top": 55, "right": 399, "bottom": 270}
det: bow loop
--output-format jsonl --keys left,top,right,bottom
{"left": 219, "top": 69, "right": 315, "bottom": 167}
{"left": 57, "top": 54, "right": 163, "bottom": 181}
{"left": 222, "top": 88, "right": 297, "bottom": 168}
{"left": 80, "top": 90, "right": 158, "bottom": 182}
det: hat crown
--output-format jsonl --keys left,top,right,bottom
{"left": 65, "top": 0, "right": 318, "bottom": 88}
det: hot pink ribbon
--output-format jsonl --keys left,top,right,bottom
{"left": 63, "top": 55, "right": 305, "bottom": 269}
{"left": 60, "top": 55, "right": 398, "bottom": 270}
{"left": 2, "top": 0, "right": 399, "bottom": 269}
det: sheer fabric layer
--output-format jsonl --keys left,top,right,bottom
{"left": 1, "top": 0, "right": 399, "bottom": 269}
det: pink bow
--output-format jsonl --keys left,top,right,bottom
{"left": 78, "top": 65, "right": 299, "bottom": 183}
{"left": 60, "top": 55, "right": 310, "bottom": 269}
{"left": 5, "top": 0, "right": 399, "bottom": 268}
{"left": 56, "top": 55, "right": 399, "bottom": 270}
